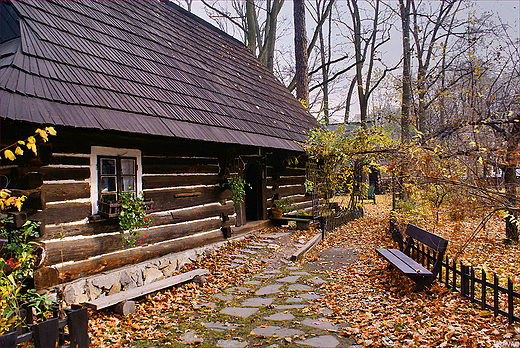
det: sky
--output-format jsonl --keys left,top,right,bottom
{"left": 177, "top": 1, "right": 520, "bottom": 123}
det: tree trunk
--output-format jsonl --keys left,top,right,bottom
{"left": 317, "top": 0, "right": 330, "bottom": 124}
{"left": 294, "top": 0, "right": 309, "bottom": 104}
{"left": 504, "top": 116, "right": 519, "bottom": 242}
{"left": 400, "top": 0, "right": 412, "bottom": 143}
{"left": 246, "top": 0, "right": 257, "bottom": 55}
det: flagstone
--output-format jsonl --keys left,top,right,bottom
{"left": 275, "top": 304, "right": 306, "bottom": 309}
{"left": 178, "top": 330, "right": 203, "bottom": 343}
{"left": 276, "top": 275, "right": 300, "bottom": 283}
{"left": 201, "top": 321, "right": 238, "bottom": 331}
{"left": 216, "top": 339, "right": 248, "bottom": 348}
{"left": 287, "top": 283, "right": 313, "bottom": 291}
{"left": 244, "top": 280, "right": 262, "bottom": 285}
{"left": 220, "top": 307, "right": 258, "bottom": 319}
{"left": 290, "top": 271, "right": 310, "bottom": 275}
{"left": 300, "top": 293, "right": 321, "bottom": 300}
{"left": 308, "top": 277, "right": 327, "bottom": 284}
{"left": 225, "top": 286, "right": 249, "bottom": 293}
{"left": 240, "top": 297, "right": 275, "bottom": 307}
{"left": 295, "top": 335, "right": 340, "bottom": 347}
{"left": 251, "top": 325, "right": 304, "bottom": 338}
{"left": 285, "top": 296, "right": 305, "bottom": 303}
{"left": 214, "top": 293, "right": 234, "bottom": 301}
{"left": 301, "top": 318, "right": 339, "bottom": 331}
{"left": 264, "top": 312, "right": 295, "bottom": 321}
{"left": 255, "top": 284, "right": 282, "bottom": 295}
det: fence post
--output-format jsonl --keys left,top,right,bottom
{"left": 452, "top": 259, "right": 457, "bottom": 292}
{"left": 481, "top": 269, "right": 487, "bottom": 310}
{"left": 508, "top": 278, "right": 514, "bottom": 325}
{"left": 318, "top": 216, "right": 326, "bottom": 240}
{"left": 494, "top": 274, "right": 499, "bottom": 318}
{"left": 461, "top": 261, "right": 469, "bottom": 297}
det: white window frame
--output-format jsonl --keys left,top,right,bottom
{"left": 90, "top": 146, "right": 142, "bottom": 214}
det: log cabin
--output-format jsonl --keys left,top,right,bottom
{"left": 0, "top": 0, "right": 318, "bottom": 302}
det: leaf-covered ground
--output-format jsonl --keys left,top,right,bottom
{"left": 88, "top": 194, "right": 519, "bottom": 347}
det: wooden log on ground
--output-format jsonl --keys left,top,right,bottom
{"left": 114, "top": 301, "right": 136, "bottom": 315}
{"left": 290, "top": 233, "right": 322, "bottom": 261}
{"left": 84, "top": 269, "right": 209, "bottom": 312}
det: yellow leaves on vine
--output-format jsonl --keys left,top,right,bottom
{"left": 1, "top": 127, "right": 56, "bottom": 161}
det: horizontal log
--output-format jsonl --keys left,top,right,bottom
{"left": 39, "top": 166, "right": 90, "bottom": 181}
{"left": 267, "top": 176, "right": 306, "bottom": 186}
{"left": 35, "top": 230, "right": 225, "bottom": 288}
{"left": 142, "top": 174, "right": 221, "bottom": 189}
{"left": 142, "top": 157, "right": 218, "bottom": 166}
{"left": 29, "top": 202, "right": 91, "bottom": 225}
{"left": 41, "top": 182, "right": 90, "bottom": 203}
{"left": 43, "top": 218, "right": 222, "bottom": 265}
{"left": 268, "top": 185, "right": 306, "bottom": 198}
{"left": 43, "top": 203, "right": 235, "bottom": 240}
{"left": 142, "top": 164, "right": 219, "bottom": 174}
{"left": 268, "top": 167, "right": 306, "bottom": 177}
{"left": 145, "top": 187, "right": 230, "bottom": 212}
{"left": 49, "top": 155, "right": 90, "bottom": 166}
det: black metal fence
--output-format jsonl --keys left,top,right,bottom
{"left": 393, "top": 222, "right": 519, "bottom": 325}
{"left": 316, "top": 207, "right": 364, "bottom": 238}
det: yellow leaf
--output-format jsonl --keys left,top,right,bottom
{"left": 27, "top": 142, "right": 37, "bottom": 155}
{"left": 35, "top": 128, "right": 49, "bottom": 142}
{"left": 508, "top": 110, "right": 513, "bottom": 116}
{"left": 45, "top": 126, "right": 57, "bottom": 136}
{"left": 3, "top": 149, "right": 16, "bottom": 161}
{"left": 479, "top": 310, "right": 491, "bottom": 317}
{"left": 27, "top": 136, "right": 36, "bottom": 144}
{"left": 17, "top": 140, "right": 25, "bottom": 145}
{"left": 15, "top": 147, "right": 24, "bottom": 156}
{"left": 0, "top": 190, "right": 9, "bottom": 199}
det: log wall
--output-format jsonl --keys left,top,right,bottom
{"left": 1, "top": 124, "right": 311, "bottom": 289}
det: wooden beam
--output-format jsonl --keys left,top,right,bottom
{"left": 84, "top": 269, "right": 209, "bottom": 310}
{"left": 43, "top": 219, "right": 222, "bottom": 265}
{"left": 41, "top": 182, "right": 90, "bottom": 203}
{"left": 34, "top": 230, "right": 224, "bottom": 287}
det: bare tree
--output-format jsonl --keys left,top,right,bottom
{"left": 294, "top": 0, "right": 309, "bottom": 103}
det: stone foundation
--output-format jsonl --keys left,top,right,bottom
{"left": 52, "top": 238, "right": 233, "bottom": 305}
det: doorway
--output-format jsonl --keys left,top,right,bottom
{"left": 245, "top": 164, "right": 263, "bottom": 221}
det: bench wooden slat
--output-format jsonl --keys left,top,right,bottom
{"left": 376, "top": 249, "right": 432, "bottom": 276}
{"left": 406, "top": 224, "right": 448, "bottom": 252}
{"left": 85, "top": 269, "right": 209, "bottom": 310}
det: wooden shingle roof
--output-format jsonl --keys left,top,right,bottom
{"left": 0, "top": 0, "right": 317, "bottom": 151}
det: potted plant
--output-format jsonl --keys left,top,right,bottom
{"left": 271, "top": 197, "right": 294, "bottom": 219}
{"left": 222, "top": 172, "right": 251, "bottom": 206}
{"left": 118, "top": 191, "right": 153, "bottom": 248}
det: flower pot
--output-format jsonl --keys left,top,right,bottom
{"left": 271, "top": 209, "right": 282, "bottom": 219}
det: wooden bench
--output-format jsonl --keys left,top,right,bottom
{"left": 85, "top": 269, "right": 208, "bottom": 315}
{"left": 376, "top": 223, "right": 448, "bottom": 292}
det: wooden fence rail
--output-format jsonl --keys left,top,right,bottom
{"left": 407, "top": 230, "right": 519, "bottom": 325}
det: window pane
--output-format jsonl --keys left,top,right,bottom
{"left": 101, "top": 177, "right": 116, "bottom": 193}
{"left": 101, "top": 193, "right": 117, "bottom": 203}
{"left": 122, "top": 176, "right": 135, "bottom": 192}
{"left": 121, "top": 159, "right": 135, "bottom": 175}
{"left": 101, "top": 158, "right": 116, "bottom": 175}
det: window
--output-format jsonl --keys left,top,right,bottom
{"left": 98, "top": 157, "right": 136, "bottom": 202}
{"left": 90, "top": 146, "right": 142, "bottom": 214}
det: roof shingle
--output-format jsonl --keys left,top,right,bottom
{"left": 1, "top": 0, "right": 317, "bottom": 151}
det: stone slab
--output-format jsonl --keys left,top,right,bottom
{"left": 296, "top": 335, "right": 340, "bottom": 347}
{"left": 276, "top": 275, "right": 300, "bottom": 283}
{"left": 287, "top": 283, "right": 313, "bottom": 292}
{"left": 255, "top": 284, "right": 282, "bottom": 295}
{"left": 286, "top": 266, "right": 301, "bottom": 270}
{"left": 220, "top": 307, "right": 258, "bottom": 319}
{"left": 275, "top": 304, "right": 306, "bottom": 309}
{"left": 223, "top": 263, "right": 242, "bottom": 268}
{"left": 242, "top": 249, "right": 257, "bottom": 254}
{"left": 319, "top": 308, "right": 334, "bottom": 315}
{"left": 285, "top": 297, "right": 305, "bottom": 303}
{"left": 232, "top": 258, "right": 248, "bottom": 264}
{"left": 202, "top": 321, "right": 238, "bottom": 331}
{"left": 301, "top": 318, "right": 339, "bottom": 331}
{"left": 216, "top": 339, "right": 248, "bottom": 348}
{"left": 252, "top": 325, "right": 304, "bottom": 338}
{"left": 214, "top": 293, "right": 234, "bottom": 301}
{"left": 265, "top": 270, "right": 282, "bottom": 274}
{"left": 248, "top": 245, "right": 265, "bottom": 249}
{"left": 251, "top": 242, "right": 269, "bottom": 246}
{"left": 264, "top": 312, "right": 295, "bottom": 321}
{"left": 178, "top": 330, "right": 203, "bottom": 343}
{"left": 253, "top": 274, "right": 274, "bottom": 279}
{"left": 300, "top": 293, "right": 321, "bottom": 300}
{"left": 240, "top": 297, "right": 275, "bottom": 307}
{"left": 225, "top": 286, "right": 249, "bottom": 293}
{"left": 290, "top": 271, "right": 310, "bottom": 275}
{"left": 244, "top": 280, "right": 262, "bottom": 285}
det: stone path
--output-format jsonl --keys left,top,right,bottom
{"left": 186, "top": 229, "right": 358, "bottom": 347}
